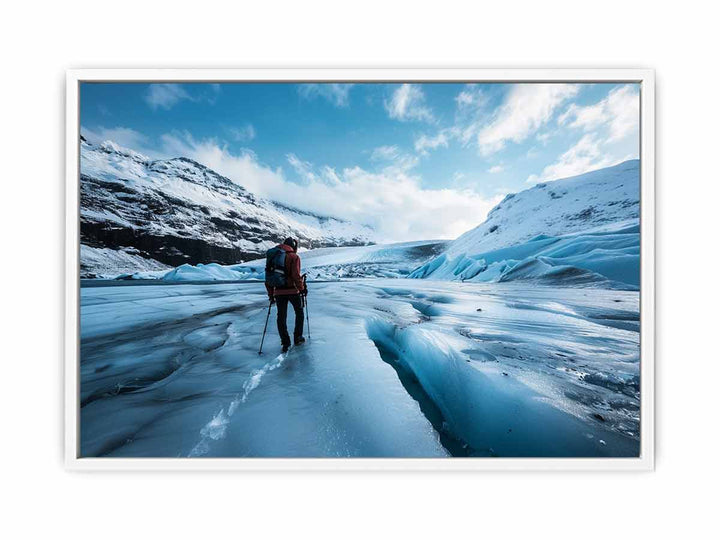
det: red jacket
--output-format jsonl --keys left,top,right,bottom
{"left": 266, "top": 244, "right": 304, "bottom": 297}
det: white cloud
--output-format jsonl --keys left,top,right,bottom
{"left": 451, "top": 86, "right": 490, "bottom": 146}
{"left": 559, "top": 84, "right": 639, "bottom": 141}
{"left": 144, "top": 83, "right": 222, "bottom": 110}
{"left": 288, "top": 154, "right": 356, "bottom": 186}
{"left": 287, "top": 153, "right": 325, "bottom": 184}
{"left": 370, "top": 145, "right": 418, "bottom": 173}
{"left": 414, "top": 131, "right": 450, "bottom": 155}
{"left": 81, "top": 126, "right": 160, "bottom": 158}
{"left": 159, "top": 132, "right": 498, "bottom": 242}
{"left": 527, "top": 134, "right": 620, "bottom": 183}
{"left": 370, "top": 145, "right": 401, "bottom": 161}
{"left": 297, "top": 84, "right": 354, "bottom": 107}
{"left": 455, "top": 88, "right": 476, "bottom": 108}
{"left": 536, "top": 131, "right": 553, "bottom": 145}
{"left": 487, "top": 165, "right": 504, "bottom": 174}
{"left": 476, "top": 84, "right": 579, "bottom": 155}
{"left": 229, "top": 123, "right": 256, "bottom": 142}
{"left": 160, "top": 131, "right": 285, "bottom": 190}
{"left": 525, "top": 85, "right": 640, "bottom": 184}
{"left": 144, "top": 84, "right": 194, "bottom": 110}
{"left": 319, "top": 165, "right": 342, "bottom": 185}
{"left": 455, "top": 91, "right": 474, "bottom": 108}
{"left": 455, "top": 84, "right": 486, "bottom": 111}
{"left": 385, "top": 84, "right": 434, "bottom": 122}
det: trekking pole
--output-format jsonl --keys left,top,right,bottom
{"left": 258, "top": 300, "right": 272, "bottom": 355}
{"left": 305, "top": 293, "right": 311, "bottom": 339}
{"left": 302, "top": 274, "right": 310, "bottom": 339}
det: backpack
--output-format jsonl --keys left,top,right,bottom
{"left": 265, "top": 246, "right": 288, "bottom": 288}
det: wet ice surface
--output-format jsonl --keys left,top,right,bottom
{"left": 80, "top": 279, "right": 640, "bottom": 458}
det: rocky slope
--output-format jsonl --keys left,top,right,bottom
{"left": 79, "top": 138, "right": 373, "bottom": 277}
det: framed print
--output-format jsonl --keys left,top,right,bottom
{"left": 65, "top": 69, "right": 654, "bottom": 470}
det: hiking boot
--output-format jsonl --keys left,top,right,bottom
{"left": 294, "top": 336, "right": 306, "bottom": 346}
{"left": 282, "top": 343, "right": 291, "bottom": 353}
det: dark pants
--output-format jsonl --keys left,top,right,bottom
{"left": 275, "top": 294, "right": 304, "bottom": 346}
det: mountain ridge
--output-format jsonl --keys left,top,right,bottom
{"left": 79, "top": 138, "right": 374, "bottom": 277}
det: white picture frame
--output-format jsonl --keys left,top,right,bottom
{"left": 65, "top": 68, "right": 655, "bottom": 471}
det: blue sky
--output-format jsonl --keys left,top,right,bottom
{"left": 81, "top": 81, "right": 639, "bottom": 241}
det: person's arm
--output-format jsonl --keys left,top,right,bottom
{"left": 289, "top": 253, "right": 304, "bottom": 291}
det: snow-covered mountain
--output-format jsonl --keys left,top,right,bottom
{"left": 448, "top": 160, "right": 639, "bottom": 258}
{"left": 411, "top": 160, "right": 640, "bottom": 288}
{"left": 79, "top": 138, "right": 374, "bottom": 278}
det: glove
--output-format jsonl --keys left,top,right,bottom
{"left": 268, "top": 295, "right": 275, "bottom": 305}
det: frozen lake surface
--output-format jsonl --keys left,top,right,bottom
{"left": 80, "top": 279, "right": 640, "bottom": 458}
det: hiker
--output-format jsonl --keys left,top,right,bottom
{"left": 265, "top": 237, "right": 307, "bottom": 353}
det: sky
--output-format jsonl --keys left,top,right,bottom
{"left": 80, "top": 81, "right": 640, "bottom": 242}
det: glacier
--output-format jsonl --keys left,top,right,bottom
{"left": 102, "top": 239, "right": 448, "bottom": 282}
{"left": 409, "top": 221, "right": 639, "bottom": 289}
{"left": 80, "top": 279, "right": 639, "bottom": 458}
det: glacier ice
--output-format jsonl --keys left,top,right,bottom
{"left": 98, "top": 239, "right": 448, "bottom": 283}
{"left": 80, "top": 279, "right": 639, "bottom": 458}
{"left": 409, "top": 222, "right": 639, "bottom": 289}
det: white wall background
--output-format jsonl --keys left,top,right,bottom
{"left": 1, "top": 1, "right": 715, "bottom": 538}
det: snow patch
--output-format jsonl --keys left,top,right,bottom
{"left": 81, "top": 245, "right": 171, "bottom": 279}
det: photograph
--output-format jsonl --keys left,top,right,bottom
{"left": 70, "top": 73, "right": 650, "bottom": 463}
{"left": 11, "top": 1, "right": 720, "bottom": 536}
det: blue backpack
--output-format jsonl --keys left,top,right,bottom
{"left": 265, "top": 246, "right": 288, "bottom": 288}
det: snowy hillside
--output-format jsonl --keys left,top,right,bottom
{"left": 447, "top": 160, "right": 639, "bottom": 258}
{"left": 411, "top": 160, "right": 640, "bottom": 288}
{"left": 80, "top": 137, "right": 374, "bottom": 278}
